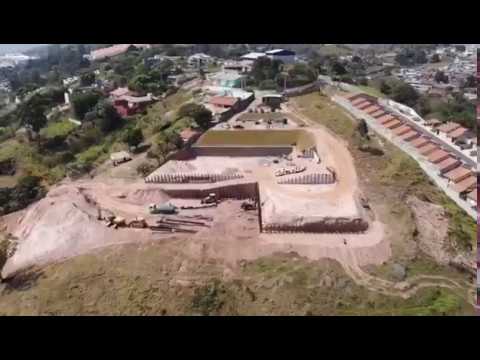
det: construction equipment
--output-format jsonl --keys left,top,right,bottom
{"left": 149, "top": 202, "right": 178, "bottom": 214}
{"left": 201, "top": 193, "right": 217, "bottom": 205}
{"left": 241, "top": 200, "right": 257, "bottom": 211}
{"left": 127, "top": 217, "right": 148, "bottom": 228}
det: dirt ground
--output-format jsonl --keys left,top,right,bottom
{"left": 0, "top": 90, "right": 475, "bottom": 315}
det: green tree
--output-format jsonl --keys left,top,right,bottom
{"left": 462, "top": 75, "right": 476, "bottom": 88}
{"left": 380, "top": 81, "right": 392, "bottom": 95}
{"left": 80, "top": 73, "right": 96, "bottom": 87}
{"left": 413, "top": 49, "right": 428, "bottom": 64}
{"left": 391, "top": 83, "right": 419, "bottom": 107}
{"left": 18, "top": 98, "right": 47, "bottom": 132}
{"left": 415, "top": 95, "right": 432, "bottom": 116}
{"left": 331, "top": 61, "right": 347, "bottom": 75}
{"left": 434, "top": 71, "right": 449, "bottom": 84}
{"left": 178, "top": 103, "right": 213, "bottom": 130}
{"left": 357, "top": 119, "right": 368, "bottom": 138}
{"left": 71, "top": 91, "right": 101, "bottom": 120}
{"left": 96, "top": 101, "right": 122, "bottom": 133}
{"left": 431, "top": 53, "right": 441, "bottom": 63}
{"left": 123, "top": 128, "right": 144, "bottom": 148}
{"left": 357, "top": 77, "right": 368, "bottom": 86}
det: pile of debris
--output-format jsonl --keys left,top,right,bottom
{"left": 274, "top": 165, "right": 306, "bottom": 177}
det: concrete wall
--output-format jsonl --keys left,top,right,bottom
{"left": 162, "top": 182, "right": 258, "bottom": 201}
{"left": 193, "top": 146, "right": 293, "bottom": 157}
{"left": 282, "top": 81, "right": 321, "bottom": 98}
{"left": 263, "top": 217, "right": 369, "bottom": 233}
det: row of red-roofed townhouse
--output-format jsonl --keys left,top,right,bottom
{"left": 344, "top": 92, "right": 477, "bottom": 210}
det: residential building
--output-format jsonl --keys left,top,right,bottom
{"left": 265, "top": 49, "right": 296, "bottom": 64}
{"left": 188, "top": 53, "right": 213, "bottom": 68}
{"left": 113, "top": 94, "right": 155, "bottom": 117}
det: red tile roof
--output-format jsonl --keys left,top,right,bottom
{"left": 436, "top": 157, "right": 461, "bottom": 172}
{"left": 399, "top": 130, "right": 420, "bottom": 142}
{"left": 383, "top": 119, "right": 402, "bottom": 129}
{"left": 363, "top": 105, "right": 381, "bottom": 114}
{"left": 451, "top": 176, "right": 476, "bottom": 193}
{"left": 437, "top": 122, "right": 461, "bottom": 134}
{"left": 356, "top": 101, "right": 372, "bottom": 110}
{"left": 209, "top": 96, "right": 238, "bottom": 107}
{"left": 392, "top": 125, "right": 412, "bottom": 136}
{"left": 446, "top": 126, "right": 468, "bottom": 139}
{"left": 411, "top": 137, "right": 431, "bottom": 148}
{"left": 370, "top": 110, "right": 387, "bottom": 118}
{"left": 377, "top": 114, "right": 395, "bottom": 124}
{"left": 427, "top": 149, "right": 450, "bottom": 164}
{"left": 418, "top": 143, "right": 439, "bottom": 155}
{"left": 110, "top": 87, "right": 133, "bottom": 97}
{"left": 351, "top": 97, "right": 367, "bottom": 105}
{"left": 444, "top": 166, "right": 472, "bottom": 183}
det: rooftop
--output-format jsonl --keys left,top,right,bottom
{"left": 437, "top": 122, "right": 461, "bottom": 134}
{"left": 377, "top": 114, "right": 395, "bottom": 124}
{"left": 451, "top": 175, "right": 476, "bottom": 193}
{"left": 110, "top": 87, "right": 133, "bottom": 97}
{"left": 399, "top": 130, "right": 420, "bottom": 141}
{"left": 411, "top": 137, "right": 431, "bottom": 148}
{"left": 436, "top": 156, "right": 460, "bottom": 171}
{"left": 444, "top": 166, "right": 471, "bottom": 182}
{"left": 209, "top": 96, "right": 238, "bottom": 107}
{"left": 392, "top": 125, "right": 412, "bottom": 136}
{"left": 383, "top": 119, "right": 402, "bottom": 129}
{"left": 446, "top": 126, "right": 468, "bottom": 139}
{"left": 427, "top": 149, "right": 450, "bottom": 163}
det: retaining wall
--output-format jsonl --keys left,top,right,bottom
{"left": 193, "top": 146, "right": 293, "bottom": 157}
{"left": 162, "top": 182, "right": 258, "bottom": 200}
{"left": 263, "top": 217, "right": 369, "bottom": 233}
{"left": 145, "top": 172, "right": 243, "bottom": 184}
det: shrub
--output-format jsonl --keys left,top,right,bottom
{"left": 136, "top": 162, "right": 156, "bottom": 177}
{"left": 259, "top": 79, "right": 277, "bottom": 90}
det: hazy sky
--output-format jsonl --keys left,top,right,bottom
{"left": 0, "top": 44, "right": 47, "bottom": 54}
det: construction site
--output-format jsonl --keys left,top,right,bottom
{"left": 0, "top": 112, "right": 389, "bottom": 280}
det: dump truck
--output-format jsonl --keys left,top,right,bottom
{"left": 201, "top": 193, "right": 217, "bottom": 205}
{"left": 149, "top": 203, "right": 178, "bottom": 214}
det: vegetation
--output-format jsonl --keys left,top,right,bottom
{"left": 0, "top": 175, "right": 46, "bottom": 215}
{"left": 395, "top": 47, "right": 428, "bottom": 66}
{"left": 71, "top": 91, "right": 102, "bottom": 120}
{"left": 177, "top": 103, "right": 212, "bottom": 130}
{"left": 390, "top": 82, "right": 419, "bottom": 108}
{"left": 123, "top": 128, "right": 144, "bottom": 149}
{"left": 0, "top": 247, "right": 472, "bottom": 315}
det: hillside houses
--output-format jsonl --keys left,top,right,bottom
{"left": 342, "top": 92, "right": 477, "bottom": 210}
{"left": 240, "top": 49, "right": 297, "bottom": 64}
